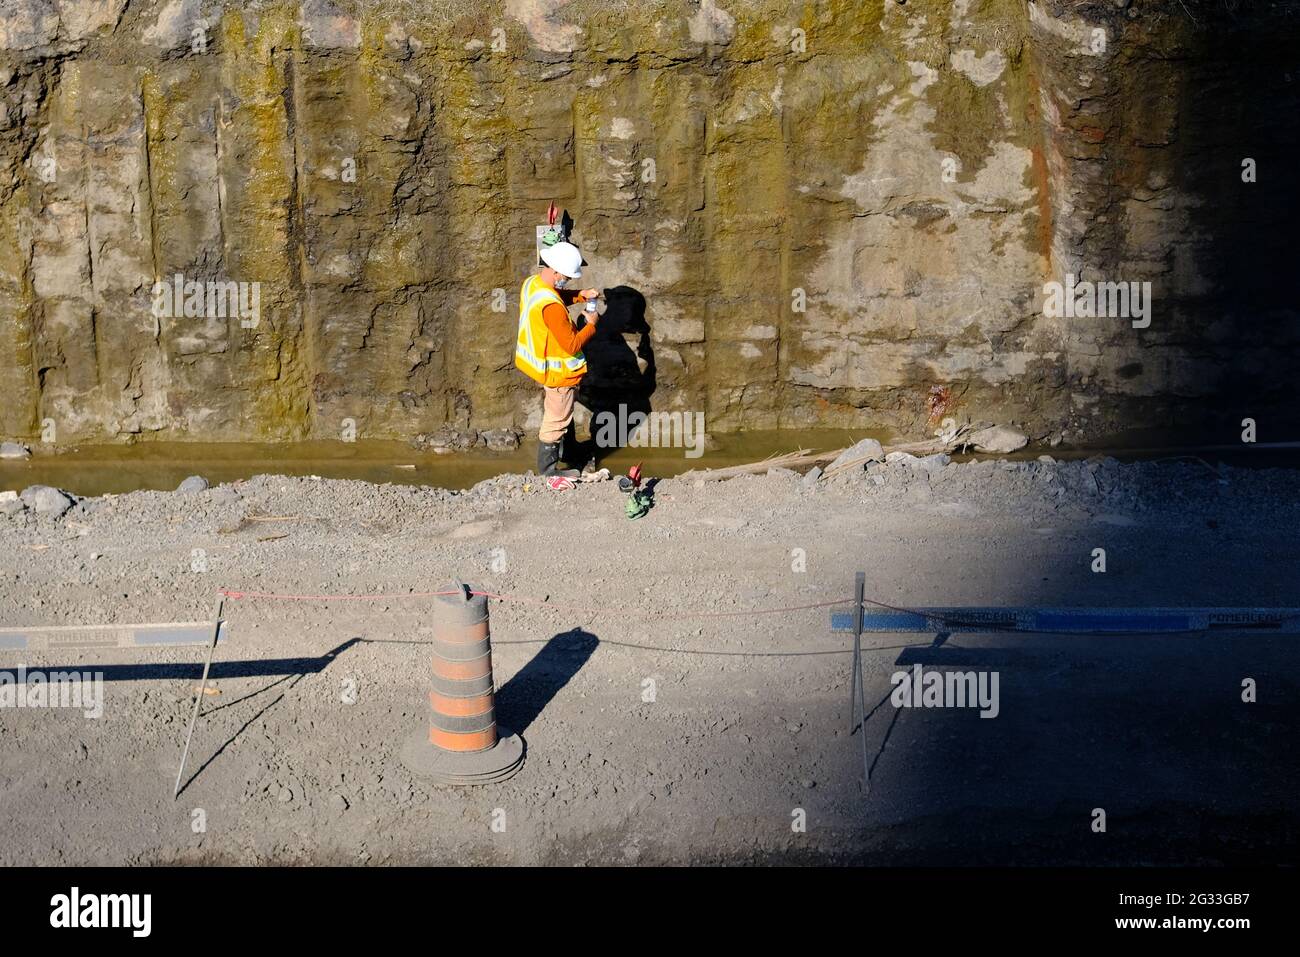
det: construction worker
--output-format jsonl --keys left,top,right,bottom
{"left": 514, "top": 240, "right": 602, "bottom": 484}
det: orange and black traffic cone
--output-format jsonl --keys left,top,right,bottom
{"left": 401, "top": 582, "right": 524, "bottom": 785}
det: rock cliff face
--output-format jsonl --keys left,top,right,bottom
{"left": 1, "top": 0, "right": 1296, "bottom": 444}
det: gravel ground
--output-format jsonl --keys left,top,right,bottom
{"left": 1, "top": 455, "right": 1298, "bottom": 865}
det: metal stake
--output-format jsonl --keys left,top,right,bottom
{"left": 851, "top": 572, "right": 868, "bottom": 788}
{"left": 174, "top": 595, "right": 224, "bottom": 799}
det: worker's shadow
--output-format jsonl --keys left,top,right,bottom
{"left": 495, "top": 628, "right": 598, "bottom": 736}
{"left": 576, "top": 285, "right": 655, "bottom": 467}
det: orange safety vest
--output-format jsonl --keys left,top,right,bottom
{"left": 514, "top": 274, "right": 588, "bottom": 387}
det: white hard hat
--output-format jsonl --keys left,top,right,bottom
{"left": 539, "top": 241, "right": 582, "bottom": 279}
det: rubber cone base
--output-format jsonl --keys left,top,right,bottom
{"left": 400, "top": 725, "right": 525, "bottom": 786}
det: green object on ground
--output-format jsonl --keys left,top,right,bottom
{"left": 625, "top": 490, "right": 652, "bottom": 520}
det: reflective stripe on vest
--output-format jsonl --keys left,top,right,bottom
{"left": 514, "top": 274, "right": 587, "bottom": 386}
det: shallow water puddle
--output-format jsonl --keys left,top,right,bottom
{"left": 0, "top": 430, "right": 878, "bottom": 497}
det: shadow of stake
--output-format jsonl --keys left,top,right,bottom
{"left": 173, "top": 638, "right": 360, "bottom": 798}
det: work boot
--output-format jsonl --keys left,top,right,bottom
{"left": 537, "top": 440, "right": 561, "bottom": 476}
{"left": 536, "top": 441, "right": 580, "bottom": 479}
{"left": 561, "top": 435, "right": 597, "bottom": 474}
{"left": 558, "top": 422, "right": 579, "bottom": 466}
{"left": 559, "top": 422, "right": 597, "bottom": 473}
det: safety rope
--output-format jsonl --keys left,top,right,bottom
{"left": 216, "top": 586, "right": 1274, "bottom": 637}
{"left": 215, "top": 587, "right": 860, "bottom": 658}
{"left": 219, "top": 587, "right": 849, "bottom": 621}
{"left": 218, "top": 589, "right": 463, "bottom": 602}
